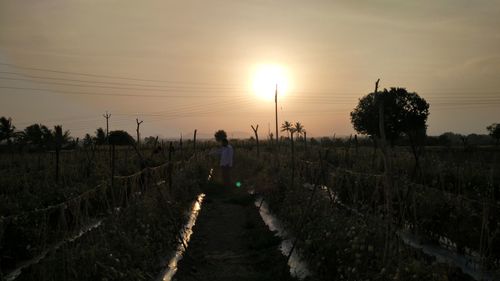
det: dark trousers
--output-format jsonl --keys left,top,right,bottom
{"left": 221, "top": 166, "right": 232, "bottom": 187}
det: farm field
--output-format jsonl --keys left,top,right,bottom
{"left": 1, "top": 138, "right": 499, "bottom": 281}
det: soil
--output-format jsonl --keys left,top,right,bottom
{"left": 174, "top": 183, "right": 296, "bottom": 281}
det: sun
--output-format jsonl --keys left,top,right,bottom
{"left": 251, "top": 64, "right": 290, "bottom": 100}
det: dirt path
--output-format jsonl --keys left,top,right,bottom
{"left": 174, "top": 184, "right": 295, "bottom": 281}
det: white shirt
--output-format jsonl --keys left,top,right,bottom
{"left": 220, "top": 145, "right": 233, "bottom": 167}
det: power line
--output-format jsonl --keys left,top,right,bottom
{"left": 12, "top": 98, "right": 257, "bottom": 130}
{"left": 0, "top": 86, "right": 248, "bottom": 98}
{"left": 0, "top": 62, "right": 238, "bottom": 87}
{"left": 0, "top": 71, "right": 243, "bottom": 91}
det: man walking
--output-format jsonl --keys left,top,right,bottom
{"left": 219, "top": 138, "right": 233, "bottom": 187}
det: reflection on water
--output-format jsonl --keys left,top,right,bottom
{"left": 160, "top": 193, "right": 205, "bottom": 281}
{"left": 255, "top": 197, "right": 312, "bottom": 280}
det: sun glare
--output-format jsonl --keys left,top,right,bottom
{"left": 251, "top": 64, "right": 290, "bottom": 100}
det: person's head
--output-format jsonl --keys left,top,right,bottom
{"left": 222, "top": 138, "right": 229, "bottom": 147}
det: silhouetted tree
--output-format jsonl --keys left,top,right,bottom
{"left": 281, "top": 121, "right": 297, "bottom": 156}
{"left": 294, "top": 122, "right": 304, "bottom": 141}
{"left": 351, "top": 87, "right": 429, "bottom": 173}
{"left": 41, "top": 125, "right": 53, "bottom": 148}
{"left": 108, "top": 130, "right": 134, "bottom": 146}
{"left": 294, "top": 122, "right": 306, "bottom": 150}
{"left": 438, "top": 133, "right": 452, "bottom": 147}
{"left": 281, "top": 121, "right": 292, "bottom": 139}
{"left": 83, "top": 133, "right": 93, "bottom": 147}
{"left": 214, "top": 130, "right": 227, "bottom": 142}
{"left": 351, "top": 88, "right": 429, "bottom": 143}
{"left": 20, "top": 124, "right": 53, "bottom": 150}
{"left": 22, "top": 124, "right": 43, "bottom": 148}
{"left": 0, "top": 117, "right": 16, "bottom": 145}
{"left": 52, "top": 125, "right": 71, "bottom": 182}
{"left": 144, "top": 136, "right": 157, "bottom": 147}
{"left": 95, "top": 127, "right": 106, "bottom": 145}
{"left": 487, "top": 123, "right": 500, "bottom": 145}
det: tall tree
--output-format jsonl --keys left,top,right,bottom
{"left": 108, "top": 130, "right": 134, "bottom": 146}
{"left": 0, "top": 117, "right": 16, "bottom": 145}
{"left": 41, "top": 125, "right": 53, "bottom": 149}
{"left": 351, "top": 87, "right": 430, "bottom": 172}
{"left": 95, "top": 127, "right": 106, "bottom": 145}
{"left": 294, "top": 122, "right": 304, "bottom": 137}
{"left": 53, "top": 125, "right": 71, "bottom": 182}
{"left": 487, "top": 123, "right": 500, "bottom": 145}
{"left": 22, "top": 124, "right": 44, "bottom": 148}
{"left": 281, "top": 121, "right": 292, "bottom": 139}
{"left": 83, "top": 133, "right": 93, "bottom": 147}
{"left": 351, "top": 87, "right": 429, "bottom": 142}
{"left": 294, "top": 122, "right": 305, "bottom": 148}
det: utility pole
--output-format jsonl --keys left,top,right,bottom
{"left": 275, "top": 84, "right": 279, "bottom": 147}
{"left": 103, "top": 111, "right": 112, "bottom": 165}
{"left": 103, "top": 111, "right": 111, "bottom": 139}
{"left": 136, "top": 118, "right": 143, "bottom": 147}
{"left": 193, "top": 129, "right": 197, "bottom": 155}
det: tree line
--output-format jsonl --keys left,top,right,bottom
{"left": 0, "top": 117, "right": 141, "bottom": 152}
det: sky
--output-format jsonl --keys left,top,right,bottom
{"left": 1, "top": 0, "right": 499, "bottom": 139}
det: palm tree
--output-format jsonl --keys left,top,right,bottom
{"left": 294, "top": 122, "right": 304, "bottom": 144}
{"left": 281, "top": 121, "right": 292, "bottom": 139}
{"left": 0, "top": 117, "right": 18, "bottom": 156}
{"left": 41, "top": 125, "right": 53, "bottom": 149}
{"left": 0, "top": 116, "right": 16, "bottom": 145}
{"left": 53, "top": 125, "right": 71, "bottom": 182}
{"left": 294, "top": 122, "right": 303, "bottom": 137}
{"left": 22, "top": 124, "right": 43, "bottom": 148}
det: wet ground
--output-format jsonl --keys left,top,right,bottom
{"left": 173, "top": 183, "right": 296, "bottom": 281}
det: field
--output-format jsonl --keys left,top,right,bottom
{"left": 0, "top": 143, "right": 208, "bottom": 280}
{"left": 1, "top": 139, "right": 500, "bottom": 281}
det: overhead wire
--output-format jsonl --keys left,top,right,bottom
{"left": 0, "top": 70, "right": 241, "bottom": 89}
{"left": 0, "top": 76, "right": 245, "bottom": 92}
{"left": 0, "top": 62, "right": 239, "bottom": 87}
{"left": 59, "top": 98, "right": 259, "bottom": 132}
{"left": 0, "top": 86, "right": 249, "bottom": 98}
{"left": 2, "top": 61, "right": 499, "bottom": 134}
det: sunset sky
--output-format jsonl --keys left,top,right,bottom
{"left": 1, "top": 0, "right": 499, "bottom": 139}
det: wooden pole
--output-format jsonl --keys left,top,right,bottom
{"left": 193, "top": 129, "right": 197, "bottom": 156}
{"left": 275, "top": 84, "right": 279, "bottom": 147}
{"left": 111, "top": 143, "right": 116, "bottom": 206}
{"left": 103, "top": 111, "right": 111, "bottom": 139}
{"left": 136, "top": 118, "right": 143, "bottom": 148}
{"left": 103, "top": 111, "right": 111, "bottom": 170}
{"left": 251, "top": 124, "right": 260, "bottom": 157}
{"left": 168, "top": 142, "right": 173, "bottom": 191}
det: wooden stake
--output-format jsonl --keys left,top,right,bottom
{"left": 251, "top": 124, "right": 260, "bottom": 157}
{"left": 136, "top": 118, "right": 143, "bottom": 148}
